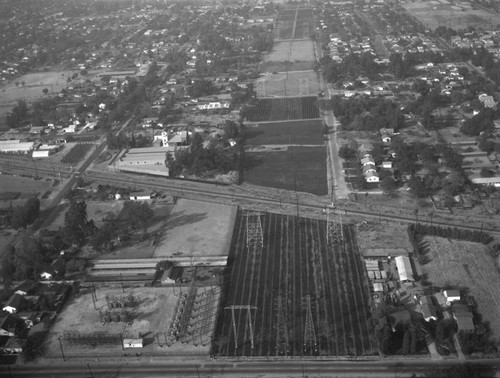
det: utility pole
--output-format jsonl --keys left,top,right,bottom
{"left": 58, "top": 336, "right": 66, "bottom": 361}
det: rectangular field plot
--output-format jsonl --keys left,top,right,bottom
{"left": 275, "top": 7, "right": 314, "bottom": 40}
{"left": 246, "top": 119, "right": 323, "bottom": 146}
{"left": 255, "top": 71, "right": 320, "bottom": 98}
{"left": 212, "top": 212, "right": 376, "bottom": 357}
{"left": 243, "top": 147, "right": 327, "bottom": 196}
{"left": 242, "top": 97, "right": 319, "bottom": 122}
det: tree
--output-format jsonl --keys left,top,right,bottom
{"left": 14, "top": 231, "right": 44, "bottom": 280}
{"left": 10, "top": 197, "right": 40, "bottom": 229}
{"left": 22, "top": 330, "right": 48, "bottom": 362}
{"left": 121, "top": 201, "right": 154, "bottom": 234}
{"left": 42, "top": 88, "right": 49, "bottom": 95}
{"left": 64, "top": 200, "right": 94, "bottom": 245}
{"left": 381, "top": 176, "right": 397, "bottom": 197}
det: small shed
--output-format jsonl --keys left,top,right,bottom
{"left": 395, "top": 256, "right": 414, "bottom": 282}
{"left": 444, "top": 289, "right": 460, "bottom": 302}
{"left": 123, "top": 338, "right": 143, "bottom": 348}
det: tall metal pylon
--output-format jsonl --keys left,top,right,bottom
{"left": 302, "top": 295, "right": 317, "bottom": 354}
{"left": 245, "top": 211, "right": 263, "bottom": 252}
{"left": 326, "top": 207, "right": 343, "bottom": 245}
{"left": 274, "top": 295, "right": 289, "bottom": 356}
{"left": 225, "top": 305, "right": 257, "bottom": 351}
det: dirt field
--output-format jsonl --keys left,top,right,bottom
{"left": 245, "top": 119, "right": 323, "bottom": 146}
{"left": 356, "top": 219, "right": 413, "bottom": 252}
{"left": 403, "top": 1, "right": 500, "bottom": 30}
{"left": 0, "top": 174, "right": 54, "bottom": 194}
{"left": 259, "top": 40, "right": 316, "bottom": 73}
{"left": 153, "top": 199, "right": 237, "bottom": 258}
{"left": 255, "top": 71, "right": 321, "bottom": 97}
{"left": 420, "top": 236, "right": 500, "bottom": 340}
{"left": 46, "top": 285, "right": 217, "bottom": 357}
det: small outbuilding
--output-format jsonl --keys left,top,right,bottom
{"left": 444, "top": 289, "right": 461, "bottom": 303}
{"left": 123, "top": 338, "right": 143, "bottom": 348}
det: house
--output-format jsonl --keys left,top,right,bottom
{"left": 15, "top": 280, "right": 36, "bottom": 296}
{"left": 0, "top": 337, "right": 23, "bottom": 354}
{"left": 416, "top": 296, "right": 437, "bottom": 322}
{"left": 0, "top": 314, "right": 18, "bottom": 337}
{"left": 364, "top": 171, "right": 379, "bottom": 183}
{"left": 394, "top": 255, "right": 414, "bottom": 282}
{"left": 17, "top": 311, "right": 38, "bottom": 329}
{"left": 129, "top": 192, "right": 151, "bottom": 201}
{"left": 452, "top": 304, "right": 474, "bottom": 332}
{"left": 123, "top": 338, "right": 143, "bottom": 348}
{"left": 40, "top": 271, "right": 53, "bottom": 280}
{"left": 382, "top": 160, "right": 392, "bottom": 169}
{"left": 444, "top": 289, "right": 460, "bottom": 303}
{"left": 360, "top": 156, "right": 375, "bottom": 166}
{"left": 380, "top": 128, "right": 394, "bottom": 143}
{"left": 3, "top": 294, "right": 25, "bottom": 314}
{"left": 362, "top": 164, "right": 377, "bottom": 174}
{"left": 62, "top": 124, "right": 76, "bottom": 133}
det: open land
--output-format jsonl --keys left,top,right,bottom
{"left": 356, "top": 219, "right": 413, "bottom": 253}
{"left": 213, "top": 211, "right": 376, "bottom": 357}
{"left": 244, "top": 147, "right": 328, "bottom": 196}
{"left": 46, "top": 285, "right": 219, "bottom": 357}
{"left": 403, "top": 1, "right": 500, "bottom": 31}
{"left": 245, "top": 119, "right": 323, "bottom": 146}
{"left": 153, "top": 199, "right": 237, "bottom": 258}
{"left": 420, "top": 236, "right": 500, "bottom": 340}
{"left": 255, "top": 71, "right": 321, "bottom": 98}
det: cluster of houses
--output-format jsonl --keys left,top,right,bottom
{"left": 364, "top": 247, "right": 475, "bottom": 344}
{"left": 358, "top": 128, "right": 395, "bottom": 183}
{"left": 451, "top": 30, "right": 500, "bottom": 60}
{"left": 0, "top": 280, "right": 71, "bottom": 355}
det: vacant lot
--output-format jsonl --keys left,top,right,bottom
{"left": 259, "top": 40, "right": 316, "bottom": 72}
{"left": 403, "top": 2, "right": 500, "bottom": 30}
{"left": 214, "top": 211, "right": 375, "bottom": 357}
{"left": 46, "top": 285, "right": 215, "bottom": 357}
{"left": 420, "top": 236, "right": 500, "bottom": 340}
{"left": 153, "top": 199, "right": 236, "bottom": 259}
{"left": 246, "top": 119, "right": 323, "bottom": 146}
{"left": 244, "top": 147, "right": 328, "bottom": 196}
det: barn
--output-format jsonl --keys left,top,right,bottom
{"left": 394, "top": 255, "right": 414, "bottom": 282}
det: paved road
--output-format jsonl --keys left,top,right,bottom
{"left": 2, "top": 359, "right": 499, "bottom": 377}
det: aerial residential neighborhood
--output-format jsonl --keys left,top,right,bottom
{"left": 0, "top": 0, "right": 500, "bottom": 377}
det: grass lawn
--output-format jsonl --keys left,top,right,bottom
{"left": 243, "top": 146, "right": 327, "bottom": 195}
{"left": 246, "top": 119, "right": 324, "bottom": 146}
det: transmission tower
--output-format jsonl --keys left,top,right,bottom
{"left": 326, "top": 207, "right": 343, "bottom": 246}
{"left": 302, "top": 295, "right": 317, "bottom": 354}
{"left": 299, "top": 78, "right": 309, "bottom": 96}
{"left": 245, "top": 211, "right": 263, "bottom": 252}
{"left": 225, "top": 305, "right": 257, "bottom": 351}
{"left": 274, "top": 296, "right": 289, "bottom": 356}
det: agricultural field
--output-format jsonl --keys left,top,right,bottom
{"left": 420, "top": 236, "right": 500, "bottom": 340}
{"left": 255, "top": 71, "right": 321, "bottom": 98}
{"left": 403, "top": 1, "right": 500, "bottom": 30}
{"left": 243, "top": 147, "right": 328, "bottom": 196}
{"left": 242, "top": 97, "right": 320, "bottom": 122}
{"left": 259, "top": 40, "right": 316, "bottom": 73}
{"left": 61, "top": 143, "right": 94, "bottom": 165}
{"left": 245, "top": 119, "right": 324, "bottom": 146}
{"left": 213, "top": 211, "right": 376, "bottom": 357}
{"left": 46, "top": 285, "right": 219, "bottom": 357}
{"left": 275, "top": 7, "right": 314, "bottom": 40}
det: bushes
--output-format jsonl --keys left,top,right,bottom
{"left": 408, "top": 223, "right": 493, "bottom": 245}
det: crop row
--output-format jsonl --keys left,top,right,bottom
{"left": 212, "top": 211, "right": 376, "bottom": 357}
{"left": 242, "top": 97, "right": 319, "bottom": 122}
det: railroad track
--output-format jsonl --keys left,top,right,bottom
{"left": 83, "top": 170, "right": 500, "bottom": 237}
